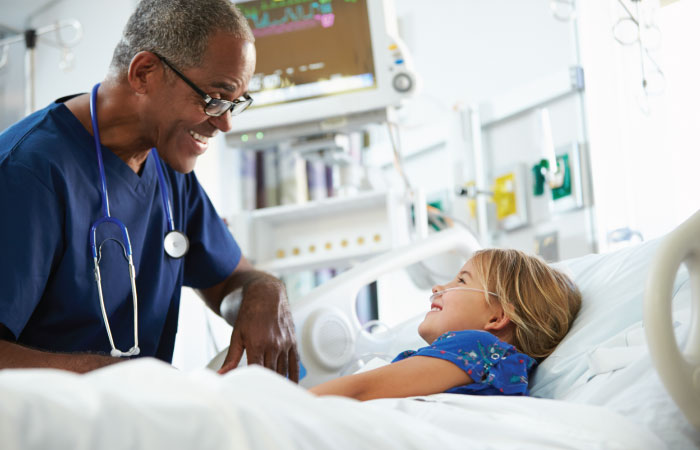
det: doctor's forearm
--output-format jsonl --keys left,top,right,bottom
{"left": 198, "top": 256, "right": 285, "bottom": 315}
{"left": 0, "top": 340, "right": 123, "bottom": 374}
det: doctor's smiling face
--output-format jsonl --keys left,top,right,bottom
{"left": 418, "top": 259, "right": 509, "bottom": 345}
{"left": 144, "top": 31, "right": 256, "bottom": 173}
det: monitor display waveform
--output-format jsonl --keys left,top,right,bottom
{"left": 243, "top": 1, "right": 336, "bottom": 37}
{"left": 237, "top": 0, "right": 376, "bottom": 109}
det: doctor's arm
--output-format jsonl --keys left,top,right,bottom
{"left": 309, "top": 356, "right": 473, "bottom": 401}
{"left": 196, "top": 255, "right": 299, "bottom": 381}
{"left": 0, "top": 324, "right": 123, "bottom": 373}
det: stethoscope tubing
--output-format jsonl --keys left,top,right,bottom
{"left": 89, "top": 83, "right": 111, "bottom": 219}
{"left": 88, "top": 82, "right": 189, "bottom": 357}
{"left": 151, "top": 150, "right": 176, "bottom": 232}
{"left": 88, "top": 83, "right": 134, "bottom": 259}
{"left": 89, "top": 83, "right": 177, "bottom": 239}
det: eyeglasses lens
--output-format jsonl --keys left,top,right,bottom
{"left": 205, "top": 97, "right": 252, "bottom": 117}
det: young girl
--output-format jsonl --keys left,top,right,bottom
{"left": 310, "top": 249, "right": 581, "bottom": 401}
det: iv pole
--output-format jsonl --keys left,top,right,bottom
{"left": 0, "top": 19, "right": 82, "bottom": 116}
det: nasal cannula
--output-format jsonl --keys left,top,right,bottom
{"left": 429, "top": 287, "right": 500, "bottom": 303}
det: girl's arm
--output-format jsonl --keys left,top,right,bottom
{"left": 309, "top": 356, "right": 474, "bottom": 401}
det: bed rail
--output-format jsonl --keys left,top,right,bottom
{"left": 292, "top": 226, "right": 481, "bottom": 388}
{"left": 207, "top": 226, "right": 482, "bottom": 382}
{"left": 644, "top": 209, "right": 700, "bottom": 429}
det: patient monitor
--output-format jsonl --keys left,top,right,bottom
{"left": 230, "top": 0, "right": 416, "bottom": 144}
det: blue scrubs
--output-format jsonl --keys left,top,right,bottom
{"left": 0, "top": 97, "right": 241, "bottom": 362}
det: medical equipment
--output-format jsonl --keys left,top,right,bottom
{"left": 549, "top": 0, "right": 575, "bottom": 22}
{"left": 429, "top": 287, "right": 500, "bottom": 303}
{"left": 88, "top": 83, "right": 189, "bottom": 358}
{"left": 612, "top": 0, "right": 666, "bottom": 109}
{"left": 229, "top": 189, "right": 425, "bottom": 275}
{"left": 461, "top": 64, "right": 594, "bottom": 253}
{"left": 0, "top": 19, "right": 83, "bottom": 115}
{"left": 227, "top": 0, "right": 416, "bottom": 146}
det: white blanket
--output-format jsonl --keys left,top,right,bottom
{"left": 0, "top": 359, "right": 665, "bottom": 450}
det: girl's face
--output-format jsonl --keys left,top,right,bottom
{"left": 418, "top": 259, "right": 505, "bottom": 344}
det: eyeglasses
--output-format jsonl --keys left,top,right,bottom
{"left": 156, "top": 54, "right": 253, "bottom": 117}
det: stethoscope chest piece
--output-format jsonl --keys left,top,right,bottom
{"left": 164, "top": 230, "right": 189, "bottom": 259}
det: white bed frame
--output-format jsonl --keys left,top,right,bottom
{"left": 644, "top": 209, "right": 700, "bottom": 428}
{"left": 290, "top": 226, "right": 480, "bottom": 388}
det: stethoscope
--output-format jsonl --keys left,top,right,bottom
{"left": 88, "top": 82, "right": 189, "bottom": 357}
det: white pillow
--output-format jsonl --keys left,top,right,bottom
{"left": 556, "top": 288, "right": 698, "bottom": 448}
{"left": 530, "top": 238, "right": 689, "bottom": 399}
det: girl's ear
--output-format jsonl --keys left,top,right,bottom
{"left": 484, "top": 307, "right": 511, "bottom": 332}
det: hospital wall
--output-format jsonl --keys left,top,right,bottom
{"left": 0, "top": 43, "right": 23, "bottom": 128}
{"left": 576, "top": 0, "right": 700, "bottom": 245}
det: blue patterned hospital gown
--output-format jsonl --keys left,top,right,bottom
{"left": 392, "top": 330, "right": 536, "bottom": 396}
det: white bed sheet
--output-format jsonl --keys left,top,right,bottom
{"left": 0, "top": 359, "right": 666, "bottom": 450}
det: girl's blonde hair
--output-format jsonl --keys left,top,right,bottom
{"left": 470, "top": 249, "right": 581, "bottom": 361}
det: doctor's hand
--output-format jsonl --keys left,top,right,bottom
{"left": 218, "top": 278, "right": 299, "bottom": 382}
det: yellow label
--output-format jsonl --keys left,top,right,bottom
{"left": 464, "top": 181, "right": 477, "bottom": 218}
{"left": 493, "top": 173, "right": 517, "bottom": 220}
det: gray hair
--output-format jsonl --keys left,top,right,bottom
{"left": 110, "top": 0, "right": 254, "bottom": 76}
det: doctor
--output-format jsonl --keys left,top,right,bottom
{"left": 0, "top": 0, "right": 298, "bottom": 380}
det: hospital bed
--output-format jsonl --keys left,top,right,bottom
{"left": 2, "top": 211, "right": 700, "bottom": 449}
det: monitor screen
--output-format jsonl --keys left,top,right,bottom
{"left": 238, "top": 0, "right": 377, "bottom": 110}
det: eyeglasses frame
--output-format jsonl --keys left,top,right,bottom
{"left": 155, "top": 53, "right": 252, "bottom": 117}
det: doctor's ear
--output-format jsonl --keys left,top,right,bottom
{"left": 127, "top": 51, "right": 163, "bottom": 94}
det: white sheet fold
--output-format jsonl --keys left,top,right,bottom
{"left": 0, "top": 359, "right": 667, "bottom": 450}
